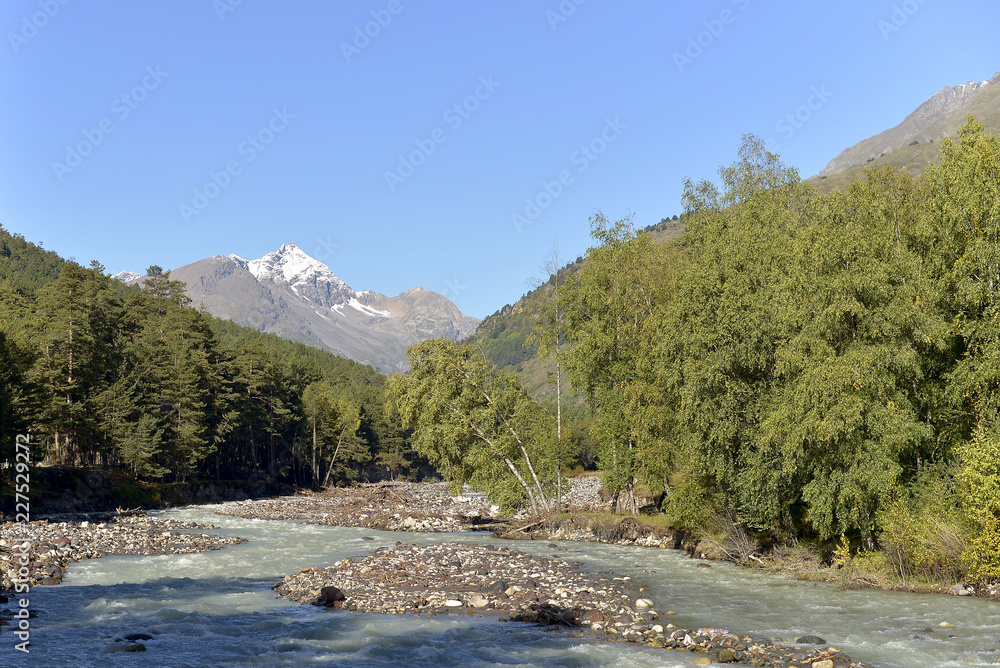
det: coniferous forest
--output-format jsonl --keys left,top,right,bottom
{"left": 0, "top": 231, "right": 414, "bottom": 489}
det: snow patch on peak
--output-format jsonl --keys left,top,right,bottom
{"left": 246, "top": 243, "right": 349, "bottom": 291}
{"left": 113, "top": 271, "right": 140, "bottom": 283}
{"left": 348, "top": 297, "right": 392, "bottom": 318}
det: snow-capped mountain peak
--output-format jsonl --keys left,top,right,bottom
{"left": 245, "top": 243, "right": 349, "bottom": 294}
{"left": 163, "top": 244, "right": 481, "bottom": 372}
{"left": 113, "top": 270, "right": 141, "bottom": 284}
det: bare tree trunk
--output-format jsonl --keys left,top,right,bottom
{"left": 442, "top": 398, "right": 540, "bottom": 513}
{"left": 556, "top": 352, "right": 562, "bottom": 511}
{"left": 481, "top": 389, "right": 550, "bottom": 512}
{"left": 321, "top": 424, "right": 348, "bottom": 488}
{"left": 557, "top": 466, "right": 561, "bottom": 512}
{"left": 311, "top": 405, "right": 318, "bottom": 486}
{"left": 613, "top": 482, "right": 638, "bottom": 515}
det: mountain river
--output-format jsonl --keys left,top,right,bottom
{"left": 4, "top": 503, "right": 999, "bottom": 667}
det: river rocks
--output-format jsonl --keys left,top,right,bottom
{"left": 654, "top": 628, "right": 861, "bottom": 667}
{"left": 108, "top": 643, "right": 146, "bottom": 653}
{"left": 216, "top": 479, "right": 616, "bottom": 534}
{"left": 949, "top": 583, "right": 973, "bottom": 596}
{"left": 275, "top": 541, "right": 658, "bottom": 633}
{"left": 0, "top": 512, "right": 245, "bottom": 592}
{"left": 320, "top": 586, "right": 345, "bottom": 603}
{"left": 717, "top": 647, "right": 737, "bottom": 662}
{"left": 274, "top": 541, "right": 869, "bottom": 667}
{"left": 485, "top": 579, "right": 507, "bottom": 594}
{"left": 796, "top": 635, "right": 826, "bottom": 644}
{"left": 529, "top": 514, "right": 676, "bottom": 549}
{"left": 216, "top": 481, "right": 502, "bottom": 532}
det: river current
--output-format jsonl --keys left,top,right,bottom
{"left": 4, "top": 504, "right": 999, "bottom": 667}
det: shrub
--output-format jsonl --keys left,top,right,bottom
{"left": 876, "top": 465, "right": 966, "bottom": 583}
{"left": 958, "top": 420, "right": 1000, "bottom": 584}
{"left": 660, "top": 471, "right": 718, "bottom": 531}
{"left": 963, "top": 515, "right": 1000, "bottom": 583}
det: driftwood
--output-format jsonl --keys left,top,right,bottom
{"left": 114, "top": 506, "right": 145, "bottom": 518}
{"left": 531, "top": 604, "right": 576, "bottom": 626}
{"left": 511, "top": 519, "right": 544, "bottom": 533}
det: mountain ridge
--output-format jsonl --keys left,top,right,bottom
{"left": 809, "top": 70, "right": 1000, "bottom": 191}
{"left": 819, "top": 72, "right": 999, "bottom": 178}
{"left": 119, "top": 243, "right": 479, "bottom": 373}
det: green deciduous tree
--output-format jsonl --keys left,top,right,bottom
{"left": 388, "top": 339, "right": 554, "bottom": 512}
{"left": 562, "top": 213, "right": 676, "bottom": 514}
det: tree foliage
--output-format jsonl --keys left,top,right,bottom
{"left": 387, "top": 339, "right": 555, "bottom": 512}
{"left": 551, "top": 121, "right": 1000, "bottom": 582}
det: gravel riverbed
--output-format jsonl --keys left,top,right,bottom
{"left": 214, "top": 478, "right": 610, "bottom": 533}
{"left": 274, "top": 540, "right": 870, "bottom": 668}
{"left": 0, "top": 513, "right": 245, "bottom": 590}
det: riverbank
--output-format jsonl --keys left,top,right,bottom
{"left": 0, "top": 511, "right": 245, "bottom": 591}
{"left": 216, "top": 481, "right": 502, "bottom": 532}
{"left": 509, "top": 512, "right": 1000, "bottom": 602}
{"left": 213, "top": 477, "right": 611, "bottom": 532}
{"left": 214, "top": 480, "right": 1000, "bottom": 602}
{"left": 0, "top": 465, "right": 289, "bottom": 517}
{"left": 275, "top": 540, "right": 870, "bottom": 668}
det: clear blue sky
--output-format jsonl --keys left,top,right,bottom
{"left": 2, "top": 1, "right": 998, "bottom": 319}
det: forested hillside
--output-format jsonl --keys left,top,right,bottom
{"left": 395, "top": 118, "right": 1000, "bottom": 586}
{"left": 563, "top": 119, "right": 1000, "bottom": 582}
{"left": 0, "top": 228, "right": 418, "bottom": 489}
{"left": 471, "top": 215, "right": 686, "bottom": 387}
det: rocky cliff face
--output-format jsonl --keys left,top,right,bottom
{"left": 819, "top": 72, "right": 1000, "bottom": 177}
{"left": 153, "top": 243, "right": 478, "bottom": 373}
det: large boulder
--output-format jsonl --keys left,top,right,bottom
{"left": 320, "top": 586, "right": 346, "bottom": 604}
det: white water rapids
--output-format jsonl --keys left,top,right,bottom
{"left": 4, "top": 503, "right": 999, "bottom": 667}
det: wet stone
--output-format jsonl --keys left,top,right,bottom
{"left": 320, "top": 586, "right": 346, "bottom": 604}
{"left": 1, "top": 513, "right": 244, "bottom": 592}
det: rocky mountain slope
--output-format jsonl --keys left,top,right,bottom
{"left": 122, "top": 243, "right": 479, "bottom": 372}
{"left": 811, "top": 71, "right": 1000, "bottom": 189}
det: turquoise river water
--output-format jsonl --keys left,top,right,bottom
{"left": 3, "top": 503, "right": 999, "bottom": 667}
